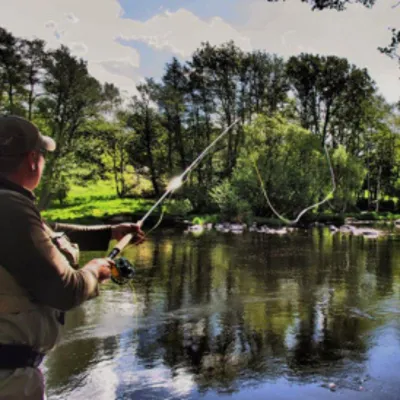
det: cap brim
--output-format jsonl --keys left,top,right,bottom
{"left": 40, "top": 135, "right": 56, "bottom": 152}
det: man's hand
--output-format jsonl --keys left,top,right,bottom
{"left": 111, "top": 223, "right": 145, "bottom": 244}
{"left": 84, "top": 258, "right": 115, "bottom": 283}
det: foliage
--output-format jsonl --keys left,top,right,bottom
{"left": 210, "top": 179, "right": 252, "bottom": 221}
{"left": 1, "top": 25, "right": 399, "bottom": 222}
{"left": 232, "top": 115, "right": 333, "bottom": 218}
{"left": 267, "top": 0, "right": 377, "bottom": 10}
{"left": 330, "top": 145, "right": 367, "bottom": 212}
{"left": 164, "top": 199, "right": 194, "bottom": 216}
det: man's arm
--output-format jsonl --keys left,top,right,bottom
{"left": 49, "top": 222, "right": 112, "bottom": 251}
{"left": 49, "top": 222, "right": 145, "bottom": 251}
{"left": 1, "top": 194, "right": 108, "bottom": 311}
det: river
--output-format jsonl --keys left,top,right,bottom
{"left": 43, "top": 227, "right": 400, "bottom": 399}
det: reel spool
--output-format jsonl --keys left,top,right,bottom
{"left": 110, "top": 257, "right": 135, "bottom": 285}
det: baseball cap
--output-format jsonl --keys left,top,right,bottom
{"left": 0, "top": 115, "right": 56, "bottom": 157}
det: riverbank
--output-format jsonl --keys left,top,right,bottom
{"left": 41, "top": 180, "right": 400, "bottom": 226}
{"left": 42, "top": 194, "right": 400, "bottom": 229}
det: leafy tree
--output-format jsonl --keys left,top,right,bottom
{"left": 127, "top": 83, "right": 167, "bottom": 196}
{"left": 0, "top": 27, "right": 26, "bottom": 114}
{"left": 37, "top": 46, "right": 104, "bottom": 208}
{"left": 286, "top": 54, "right": 376, "bottom": 147}
{"left": 265, "top": 0, "right": 376, "bottom": 11}
{"left": 219, "top": 115, "right": 365, "bottom": 219}
{"left": 362, "top": 99, "right": 400, "bottom": 210}
{"left": 330, "top": 145, "right": 366, "bottom": 212}
{"left": 20, "top": 38, "right": 47, "bottom": 120}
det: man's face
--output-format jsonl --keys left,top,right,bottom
{"left": 24, "top": 149, "right": 46, "bottom": 191}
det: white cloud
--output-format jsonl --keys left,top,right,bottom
{"left": 0, "top": 0, "right": 249, "bottom": 97}
{"left": 65, "top": 12, "right": 80, "bottom": 24}
{"left": 44, "top": 20, "right": 57, "bottom": 30}
{"left": 238, "top": 0, "right": 400, "bottom": 102}
{"left": 118, "top": 9, "right": 252, "bottom": 57}
{"left": 70, "top": 42, "right": 88, "bottom": 56}
{"left": 0, "top": 0, "right": 141, "bottom": 95}
{"left": 0, "top": 0, "right": 398, "bottom": 102}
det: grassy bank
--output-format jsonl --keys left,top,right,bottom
{"left": 41, "top": 181, "right": 149, "bottom": 223}
{"left": 41, "top": 180, "right": 193, "bottom": 224}
{"left": 41, "top": 180, "right": 400, "bottom": 226}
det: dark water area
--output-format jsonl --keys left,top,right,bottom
{"left": 44, "top": 228, "right": 400, "bottom": 399}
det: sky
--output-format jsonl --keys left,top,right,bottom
{"left": 0, "top": 0, "right": 398, "bottom": 102}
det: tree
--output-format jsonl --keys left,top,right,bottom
{"left": 379, "top": 28, "right": 400, "bottom": 71}
{"left": 20, "top": 38, "right": 47, "bottom": 120}
{"left": 159, "top": 58, "right": 188, "bottom": 172}
{"left": 218, "top": 115, "right": 329, "bottom": 218}
{"left": 220, "top": 115, "right": 365, "bottom": 218}
{"left": 101, "top": 82, "right": 122, "bottom": 115}
{"left": 266, "top": 0, "right": 376, "bottom": 11}
{"left": 0, "top": 27, "right": 26, "bottom": 115}
{"left": 127, "top": 83, "right": 167, "bottom": 196}
{"left": 37, "top": 46, "right": 103, "bottom": 208}
{"left": 97, "top": 120, "right": 136, "bottom": 198}
{"left": 191, "top": 42, "right": 243, "bottom": 175}
{"left": 286, "top": 54, "right": 376, "bottom": 147}
{"left": 362, "top": 98, "right": 400, "bottom": 210}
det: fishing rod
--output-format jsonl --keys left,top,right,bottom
{"left": 107, "top": 119, "right": 240, "bottom": 284}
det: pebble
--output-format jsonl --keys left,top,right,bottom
{"left": 329, "top": 382, "right": 337, "bottom": 391}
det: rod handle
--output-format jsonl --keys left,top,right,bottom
{"left": 108, "top": 233, "right": 133, "bottom": 260}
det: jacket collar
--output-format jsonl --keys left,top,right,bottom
{"left": 0, "top": 176, "right": 35, "bottom": 201}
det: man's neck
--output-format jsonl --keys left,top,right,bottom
{"left": 0, "top": 175, "right": 35, "bottom": 200}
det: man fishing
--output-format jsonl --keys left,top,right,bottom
{"left": 0, "top": 115, "right": 144, "bottom": 399}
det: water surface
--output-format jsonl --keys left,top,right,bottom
{"left": 44, "top": 228, "right": 400, "bottom": 399}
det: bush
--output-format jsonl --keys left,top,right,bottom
{"left": 209, "top": 179, "right": 252, "bottom": 221}
{"left": 165, "top": 199, "right": 193, "bottom": 216}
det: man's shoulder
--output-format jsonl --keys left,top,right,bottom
{"left": 0, "top": 189, "right": 40, "bottom": 216}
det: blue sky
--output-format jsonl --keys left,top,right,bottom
{"left": 118, "top": 38, "right": 184, "bottom": 81}
{"left": 119, "top": 0, "right": 241, "bottom": 23}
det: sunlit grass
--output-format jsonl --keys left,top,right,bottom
{"left": 41, "top": 179, "right": 193, "bottom": 222}
{"left": 42, "top": 197, "right": 153, "bottom": 222}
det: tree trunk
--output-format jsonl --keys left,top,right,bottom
{"left": 144, "top": 110, "right": 160, "bottom": 196}
{"left": 28, "top": 84, "right": 34, "bottom": 120}
{"left": 7, "top": 82, "right": 14, "bottom": 114}
{"left": 375, "top": 165, "right": 382, "bottom": 213}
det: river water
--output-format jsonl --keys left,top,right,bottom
{"left": 44, "top": 227, "right": 400, "bottom": 399}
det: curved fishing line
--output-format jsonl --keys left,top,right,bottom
{"left": 143, "top": 191, "right": 175, "bottom": 237}
{"left": 253, "top": 142, "right": 336, "bottom": 225}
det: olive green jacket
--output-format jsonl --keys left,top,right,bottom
{"left": 0, "top": 177, "right": 112, "bottom": 353}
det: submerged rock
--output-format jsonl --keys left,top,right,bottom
{"left": 335, "top": 225, "right": 383, "bottom": 238}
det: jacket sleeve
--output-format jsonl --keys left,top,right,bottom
{"left": 1, "top": 194, "right": 101, "bottom": 311}
{"left": 49, "top": 222, "right": 112, "bottom": 251}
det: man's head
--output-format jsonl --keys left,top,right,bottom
{"left": 0, "top": 116, "right": 56, "bottom": 191}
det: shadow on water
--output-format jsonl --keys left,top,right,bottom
{"left": 44, "top": 228, "right": 400, "bottom": 399}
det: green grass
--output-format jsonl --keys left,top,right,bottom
{"left": 42, "top": 197, "right": 153, "bottom": 222}
{"left": 41, "top": 180, "right": 150, "bottom": 222}
{"left": 68, "top": 180, "right": 117, "bottom": 202}
{"left": 41, "top": 179, "right": 193, "bottom": 223}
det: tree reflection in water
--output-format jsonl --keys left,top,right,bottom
{"left": 45, "top": 228, "right": 400, "bottom": 399}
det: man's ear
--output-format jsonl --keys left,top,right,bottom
{"left": 26, "top": 151, "right": 39, "bottom": 171}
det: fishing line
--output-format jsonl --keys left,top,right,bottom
{"left": 253, "top": 142, "right": 336, "bottom": 225}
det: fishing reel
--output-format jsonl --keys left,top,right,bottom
{"left": 110, "top": 257, "right": 135, "bottom": 285}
